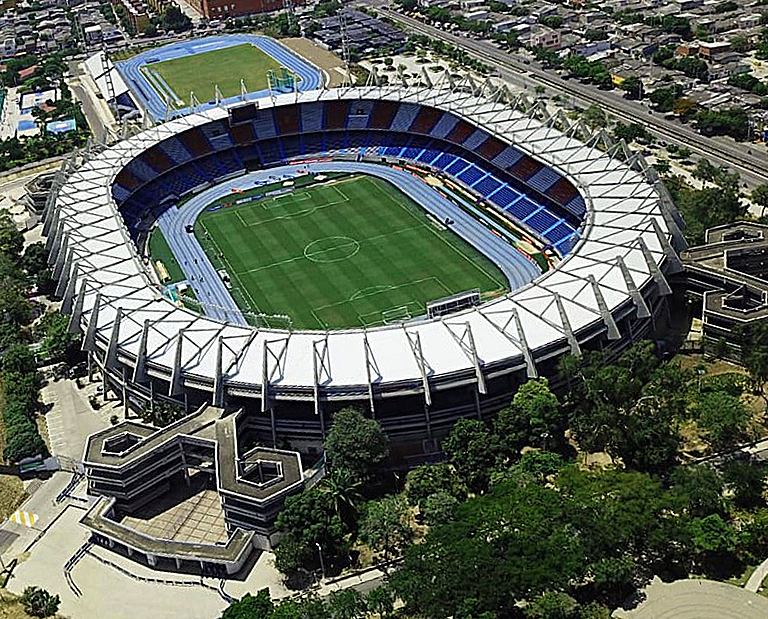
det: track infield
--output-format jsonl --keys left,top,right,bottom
{"left": 194, "top": 174, "right": 508, "bottom": 329}
{"left": 146, "top": 43, "right": 285, "bottom": 105}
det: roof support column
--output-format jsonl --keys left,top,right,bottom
{"left": 169, "top": 329, "right": 185, "bottom": 397}
{"left": 408, "top": 330, "right": 431, "bottom": 407}
{"left": 362, "top": 331, "right": 376, "bottom": 416}
{"left": 261, "top": 339, "right": 269, "bottom": 413}
{"left": 60, "top": 261, "right": 80, "bottom": 315}
{"left": 68, "top": 280, "right": 87, "bottom": 335}
{"left": 213, "top": 336, "right": 224, "bottom": 408}
{"left": 588, "top": 275, "right": 621, "bottom": 340}
{"left": 616, "top": 256, "right": 651, "bottom": 319}
{"left": 464, "top": 323, "right": 487, "bottom": 395}
{"left": 104, "top": 307, "right": 123, "bottom": 370}
{"left": 132, "top": 319, "right": 150, "bottom": 384}
{"left": 553, "top": 293, "right": 581, "bottom": 357}
{"left": 511, "top": 309, "right": 538, "bottom": 378}
{"left": 82, "top": 292, "right": 102, "bottom": 352}
{"left": 638, "top": 237, "right": 672, "bottom": 295}
{"left": 651, "top": 217, "right": 684, "bottom": 274}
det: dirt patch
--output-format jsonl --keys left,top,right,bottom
{"left": 281, "top": 38, "right": 347, "bottom": 87}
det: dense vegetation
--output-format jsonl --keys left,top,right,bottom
{"left": 222, "top": 338, "right": 768, "bottom": 618}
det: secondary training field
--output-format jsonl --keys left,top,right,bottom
{"left": 195, "top": 174, "right": 508, "bottom": 329}
{"left": 148, "top": 43, "right": 283, "bottom": 106}
{"left": 118, "top": 35, "right": 322, "bottom": 121}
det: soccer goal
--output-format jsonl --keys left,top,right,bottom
{"left": 381, "top": 306, "right": 412, "bottom": 324}
{"left": 250, "top": 313, "right": 294, "bottom": 330}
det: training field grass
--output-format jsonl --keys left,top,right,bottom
{"left": 147, "top": 43, "right": 284, "bottom": 104}
{"left": 195, "top": 174, "right": 508, "bottom": 329}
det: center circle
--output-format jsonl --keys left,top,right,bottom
{"left": 303, "top": 236, "right": 361, "bottom": 263}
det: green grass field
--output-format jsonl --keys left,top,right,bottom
{"left": 195, "top": 174, "right": 508, "bottom": 329}
{"left": 147, "top": 43, "right": 285, "bottom": 105}
{"left": 148, "top": 227, "right": 185, "bottom": 284}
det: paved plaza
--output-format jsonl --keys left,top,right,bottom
{"left": 120, "top": 473, "right": 228, "bottom": 545}
{"left": 614, "top": 577, "right": 768, "bottom": 619}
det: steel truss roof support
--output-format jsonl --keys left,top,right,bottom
{"left": 169, "top": 328, "right": 186, "bottom": 397}
{"left": 132, "top": 319, "right": 150, "bottom": 384}
{"left": 444, "top": 321, "right": 486, "bottom": 394}
{"left": 638, "top": 237, "right": 672, "bottom": 296}
{"left": 553, "top": 292, "right": 581, "bottom": 357}
{"left": 406, "top": 329, "right": 431, "bottom": 407}
{"left": 105, "top": 307, "right": 123, "bottom": 370}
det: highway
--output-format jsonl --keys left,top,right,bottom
{"left": 369, "top": 5, "right": 768, "bottom": 186}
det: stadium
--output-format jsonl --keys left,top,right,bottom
{"left": 45, "top": 79, "right": 683, "bottom": 463}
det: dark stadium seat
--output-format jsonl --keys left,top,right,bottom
{"left": 114, "top": 168, "right": 143, "bottom": 191}
{"left": 429, "top": 112, "right": 460, "bottom": 139}
{"left": 347, "top": 100, "right": 376, "bottom": 130}
{"left": 565, "top": 195, "right": 587, "bottom": 218}
{"left": 159, "top": 137, "right": 194, "bottom": 166}
{"left": 547, "top": 177, "right": 579, "bottom": 206}
{"left": 446, "top": 120, "right": 474, "bottom": 145}
{"left": 324, "top": 100, "right": 350, "bottom": 131}
{"left": 143, "top": 145, "right": 174, "bottom": 173}
{"left": 491, "top": 146, "right": 523, "bottom": 169}
{"left": 274, "top": 106, "right": 300, "bottom": 135}
{"left": 527, "top": 167, "right": 561, "bottom": 193}
{"left": 253, "top": 108, "right": 277, "bottom": 140}
{"left": 390, "top": 103, "right": 420, "bottom": 132}
{"left": 300, "top": 102, "right": 324, "bottom": 133}
{"left": 125, "top": 158, "right": 156, "bottom": 184}
{"left": 463, "top": 129, "right": 490, "bottom": 152}
{"left": 178, "top": 128, "right": 213, "bottom": 158}
{"left": 508, "top": 155, "right": 543, "bottom": 181}
{"left": 410, "top": 106, "right": 443, "bottom": 134}
{"left": 200, "top": 121, "right": 235, "bottom": 150}
{"left": 477, "top": 137, "right": 506, "bottom": 161}
{"left": 367, "top": 100, "right": 400, "bottom": 130}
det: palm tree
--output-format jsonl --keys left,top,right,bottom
{"left": 322, "top": 467, "right": 362, "bottom": 529}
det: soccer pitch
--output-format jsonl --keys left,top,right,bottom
{"left": 146, "top": 43, "right": 285, "bottom": 104}
{"left": 195, "top": 175, "right": 509, "bottom": 329}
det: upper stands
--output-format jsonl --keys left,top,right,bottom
{"left": 111, "top": 99, "right": 585, "bottom": 255}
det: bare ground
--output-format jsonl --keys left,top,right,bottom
{"left": 281, "top": 38, "right": 347, "bottom": 87}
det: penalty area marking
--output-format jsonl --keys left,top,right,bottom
{"left": 304, "top": 236, "right": 360, "bottom": 263}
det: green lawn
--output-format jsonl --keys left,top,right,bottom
{"left": 148, "top": 227, "right": 185, "bottom": 284}
{"left": 147, "top": 43, "right": 285, "bottom": 105}
{"left": 195, "top": 174, "right": 508, "bottom": 329}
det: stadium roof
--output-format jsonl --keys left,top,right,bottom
{"left": 48, "top": 84, "right": 680, "bottom": 406}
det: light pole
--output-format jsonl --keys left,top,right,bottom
{"left": 316, "top": 542, "right": 326, "bottom": 581}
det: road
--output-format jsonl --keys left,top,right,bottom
{"left": 69, "top": 80, "right": 108, "bottom": 144}
{"left": 367, "top": 5, "right": 768, "bottom": 186}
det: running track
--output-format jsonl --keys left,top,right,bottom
{"left": 118, "top": 35, "right": 322, "bottom": 121}
{"left": 156, "top": 162, "right": 541, "bottom": 327}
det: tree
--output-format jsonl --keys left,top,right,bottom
{"left": 739, "top": 320, "right": 768, "bottom": 404}
{"left": 275, "top": 488, "right": 346, "bottom": 575}
{"left": 0, "top": 210, "right": 23, "bottom": 259}
{"left": 327, "top": 589, "right": 367, "bottom": 619}
{"left": 421, "top": 491, "right": 459, "bottom": 526}
{"left": 405, "top": 462, "right": 464, "bottom": 506}
{"left": 366, "top": 586, "right": 395, "bottom": 619}
{"left": 22, "top": 242, "right": 48, "bottom": 278}
{"left": 581, "top": 105, "right": 607, "bottom": 129}
{"left": 694, "top": 391, "right": 750, "bottom": 451}
{"left": 671, "top": 465, "right": 725, "bottom": 517}
{"left": 443, "top": 418, "right": 498, "bottom": 493}
{"left": 620, "top": 75, "right": 643, "bottom": 99}
{"left": 325, "top": 408, "right": 388, "bottom": 480}
{"left": 653, "top": 159, "right": 671, "bottom": 174}
{"left": 138, "top": 400, "right": 186, "bottom": 428}
{"left": 724, "top": 462, "right": 766, "bottom": 508}
{"left": 689, "top": 514, "right": 737, "bottom": 574}
{"left": 496, "top": 378, "right": 563, "bottom": 453}
{"left": 359, "top": 496, "right": 411, "bottom": 561}
{"left": 523, "top": 591, "right": 579, "bottom": 619}
{"left": 19, "top": 587, "right": 60, "bottom": 618}
{"left": 2, "top": 343, "right": 36, "bottom": 375}
{"left": 752, "top": 184, "right": 768, "bottom": 217}
{"left": 38, "top": 312, "right": 79, "bottom": 362}
{"left": 222, "top": 589, "right": 274, "bottom": 619}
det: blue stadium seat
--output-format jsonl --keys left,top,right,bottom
{"left": 524, "top": 208, "right": 560, "bottom": 235}
{"left": 417, "top": 149, "right": 441, "bottom": 165}
{"left": 458, "top": 165, "right": 484, "bottom": 186}
{"left": 565, "top": 195, "right": 587, "bottom": 218}
{"left": 429, "top": 113, "right": 460, "bottom": 139}
{"left": 474, "top": 176, "right": 502, "bottom": 197}
{"left": 544, "top": 221, "right": 575, "bottom": 244}
{"left": 432, "top": 153, "right": 456, "bottom": 170}
{"left": 300, "top": 102, "right": 324, "bottom": 133}
{"left": 506, "top": 197, "right": 538, "bottom": 220}
{"left": 445, "top": 158, "right": 470, "bottom": 176}
{"left": 402, "top": 146, "right": 421, "bottom": 160}
{"left": 489, "top": 186, "right": 520, "bottom": 209}
{"left": 555, "top": 233, "right": 579, "bottom": 256}
{"left": 159, "top": 137, "right": 193, "bottom": 166}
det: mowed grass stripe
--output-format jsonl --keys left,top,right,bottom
{"left": 150, "top": 43, "right": 285, "bottom": 104}
{"left": 196, "top": 174, "right": 508, "bottom": 329}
